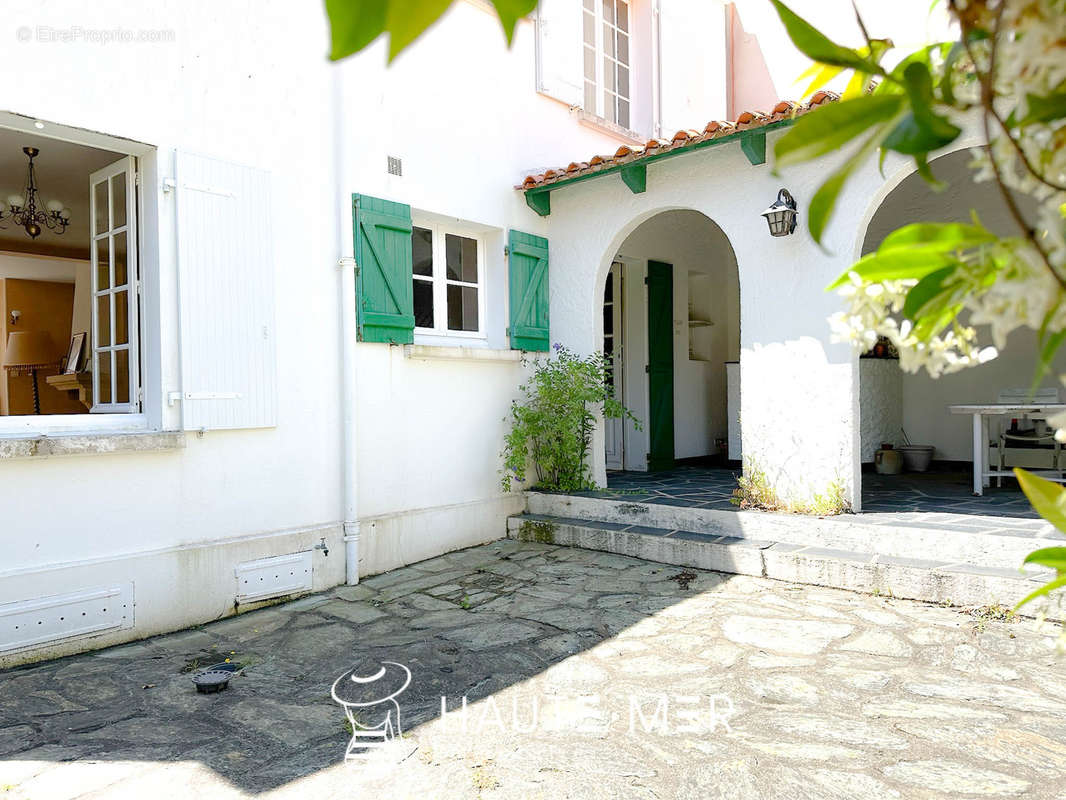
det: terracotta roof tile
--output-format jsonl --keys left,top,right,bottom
{"left": 519, "top": 93, "right": 839, "bottom": 190}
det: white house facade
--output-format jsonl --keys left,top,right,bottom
{"left": 1, "top": 2, "right": 1059, "bottom": 667}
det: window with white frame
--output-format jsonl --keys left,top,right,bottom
{"left": 411, "top": 221, "right": 484, "bottom": 336}
{"left": 583, "top": 0, "right": 631, "bottom": 129}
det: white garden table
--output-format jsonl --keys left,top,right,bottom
{"left": 949, "top": 403, "right": 1066, "bottom": 495}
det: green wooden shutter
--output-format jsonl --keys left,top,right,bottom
{"left": 353, "top": 194, "right": 415, "bottom": 344}
{"left": 508, "top": 230, "right": 550, "bottom": 351}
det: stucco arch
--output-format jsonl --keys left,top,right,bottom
{"left": 586, "top": 207, "right": 741, "bottom": 484}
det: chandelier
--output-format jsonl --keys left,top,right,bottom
{"left": 2, "top": 147, "right": 70, "bottom": 239}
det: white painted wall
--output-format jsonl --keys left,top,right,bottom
{"left": 861, "top": 148, "right": 1066, "bottom": 461}
{"left": 333, "top": 4, "right": 625, "bottom": 574}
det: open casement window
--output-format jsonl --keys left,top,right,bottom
{"left": 508, "top": 230, "right": 549, "bottom": 352}
{"left": 175, "top": 151, "right": 277, "bottom": 430}
{"left": 89, "top": 156, "right": 139, "bottom": 413}
{"left": 411, "top": 220, "right": 485, "bottom": 338}
{"left": 535, "top": 0, "right": 585, "bottom": 107}
{"left": 353, "top": 194, "right": 415, "bottom": 345}
{"left": 583, "top": 0, "right": 631, "bottom": 128}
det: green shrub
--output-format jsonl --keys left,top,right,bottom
{"left": 502, "top": 346, "right": 638, "bottom": 492}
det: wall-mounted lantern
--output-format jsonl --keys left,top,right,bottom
{"left": 761, "top": 188, "right": 798, "bottom": 237}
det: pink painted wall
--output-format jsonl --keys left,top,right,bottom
{"left": 727, "top": 3, "right": 779, "bottom": 118}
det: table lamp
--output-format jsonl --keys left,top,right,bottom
{"left": 4, "top": 330, "right": 58, "bottom": 414}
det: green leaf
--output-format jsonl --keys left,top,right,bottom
{"left": 1020, "top": 85, "right": 1066, "bottom": 126}
{"left": 882, "top": 62, "right": 961, "bottom": 155}
{"left": 385, "top": 0, "right": 454, "bottom": 60}
{"left": 938, "top": 41, "right": 965, "bottom": 107}
{"left": 1015, "top": 468, "right": 1066, "bottom": 533}
{"left": 901, "top": 264, "right": 960, "bottom": 319}
{"left": 1016, "top": 574, "right": 1066, "bottom": 610}
{"left": 879, "top": 222, "right": 995, "bottom": 251}
{"left": 770, "top": 0, "right": 885, "bottom": 73}
{"left": 325, "top": 0, "right": 388, "bottom": 60}
{"left": 1022, "top": 547, "right": 1066, "bottom": 572}
{"left": 491, "top": 0, "right": 538, "bottom": 44}
{"left": 808, "top": 127, "right": 886, "bottom": 245}
{"left": 774, "top": 94, "right": 903, "bottom": 168}
{"left": 828, "top": 248, "right": 959, "bottom": 288}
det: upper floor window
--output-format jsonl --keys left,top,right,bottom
{"left": 411, "top": 221, "right": 484, "bottom": 337}
{"left": 583, "top": 0, "right": 630, "bottom": 129}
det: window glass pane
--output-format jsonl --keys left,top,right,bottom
{"left": 96, "top": 295, "right": 111, "bottom": 347}
{"left": 604, "top": 334, "right": 615, "bottom": 358}
{"left": 603, "top": 58, "right": 615, "bottom": 92}
{"left": 95, "top": 237, "right": 110, "bottom": 290}
{"left": 616, "top": 0, "right": 628, "bottom": 32}
{"left": 604, "top": 90, "right": 617, "bottom": 123}
{"left": 618, "top": 98, "right": 630, "bottom": 129}
{"left": 111, "top": 173, "right": 126, "bottom": 229}
{"left": 413, "top": 279, "right": 434, "bottom": 328}
{"left": 603, "top": 0, "right": 615, "bottom": 25}
{"left": 603, "top": 304, "right": 613, "bottom": 336}
{"left": 603, "top": 24, "right": 615, "bottom": 58}
{"left": 583, "top": 0, "right": 594, "bottom": 9}
{"left": 412, "top": 226, "right": 433, "bottom": 276}
{"left": 447, "top": 285, "right": 478, "bottom": 332}
{"left": 93, "top": 180, "right": 108, "bottom": 234}
{"left": 617, "top": 33, "right": 629, "bottom": 66}
{"left": 97, "top": 352, "right": 112, "bottom": 405}
{"left": 115, "top": 349, "right": 130, "bottom": 404}
{"left": 618, "top": 65, "right": 629, "bottom": 100}
{"left": 603, "top": 275, "right": 613, "bottom": 304}
{"left": 446, "top": 234, "right": 477, "bottom": 282}
{"left": 584, "top": 81, "right": 596, "bottom": 112}
{"left": 583, "top": 11, "right": 595, "bottom": 45}
{"left": 584, "top": 46, "right": 595, "bottom": 82}
{"left": 114, "top": 231, "right": 128, "bottom": 286}
{"left": 115, "top": 290, "right": 129, "bottom": 345}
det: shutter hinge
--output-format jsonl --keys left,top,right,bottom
{"left": 644, "top": 276, "right": 650, "bottom": 285}
{"left": 645, "top": 364, "right": 650, "bottom": 373}
{"left": 504, "top": 246, "right": 510, "bottom": 258}
{"left": 135, "top": 172, "right": 142, "bottom": 187}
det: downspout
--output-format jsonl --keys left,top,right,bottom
{"left": 332, "top": 62, "right": 360, "bottom": 584}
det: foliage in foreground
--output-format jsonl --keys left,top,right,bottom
{"left": 771, "top": 0, "right": 1065, "bottom": 609}
{"left": 771, "top": 0, "right": 1065, "bottom": 392}
{"left": 501, "top": 346, "right": 638, "bottom": 493}
{"left": 324, "top": 0, "right": 537, "bottom": 61}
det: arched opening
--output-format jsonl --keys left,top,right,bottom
{"left": 858, "top": 148, "right": 1066, "bottom": 511}
{"left": 594, "top": 209, "right": 740, "bottom": 483}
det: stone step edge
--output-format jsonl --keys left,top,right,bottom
{"left": 526, "top": 491, "right": 1056, "bottom": 567}
{"left": 506, "top": 514, "right": 1058, "bottom": 618}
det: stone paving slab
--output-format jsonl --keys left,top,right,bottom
{"left": 1, "top": 541, "right": 1065, "bottom": 798}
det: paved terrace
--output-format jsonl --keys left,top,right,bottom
{"left": 597, "top": 466, "right": 1056, "bottom": 537}
{"left": 2, "top": 541, "right": 1065, "bottom": 798}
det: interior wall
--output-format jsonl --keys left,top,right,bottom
{"left": 615, "top": 209, "right": 740, "bottom": 467}
{"left": 862, "top": 148, "right": 1066, "bottom": 460}
{"left": 1, "top": 278, "right": 84, "bottom": 415}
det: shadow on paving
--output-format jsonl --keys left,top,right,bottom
{"left": 0, "top": 539, "right": 721, "bottom": 794}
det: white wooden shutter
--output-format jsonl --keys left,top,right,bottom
{"left": 175, "top": 152, "right": 277, "bottom": 430}
{"left": 535, "top": 0, "right": 584, "bottom": 107}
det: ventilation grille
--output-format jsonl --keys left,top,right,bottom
{"left": 387, "top": 156, "right": 402, "bottom": 176}
{"left": 0, "top": 584, "right": 135, "bottom": 654}
{"left": 235, "top": 551, "right": 313, "bottom": 603}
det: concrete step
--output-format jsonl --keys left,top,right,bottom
{"left": 527, "top": 492, "right": 1062, "bottom": 571}
{"left": 507, "top": 513, "right": 1057, "bottom": 614}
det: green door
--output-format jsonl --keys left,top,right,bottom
{"left": 646, "top": 260, "right": 674, "bottom": 471}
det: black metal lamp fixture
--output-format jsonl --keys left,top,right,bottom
{"left": 3, "top": 147, "right": 71, "bottom": 239}
{"left": 760, "top": 188, "right": 798, "bottom": 237}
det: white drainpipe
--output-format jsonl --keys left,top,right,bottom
{"left": 332, "top": 64, "right": 360, "bottom": 584}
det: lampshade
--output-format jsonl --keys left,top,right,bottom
{"left": 4, "top": 331, "right": 57, "bottom": 375}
